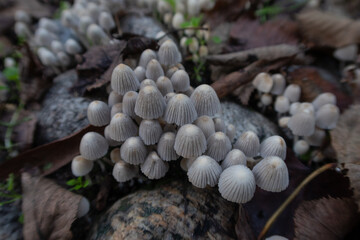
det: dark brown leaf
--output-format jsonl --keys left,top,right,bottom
{"left": 232, "top": 83, "right": 254, "bottom": 105}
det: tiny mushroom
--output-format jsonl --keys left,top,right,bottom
{"left": 140, "top": 151, "right": 169, "bottom": 179}
{"left": 283, "top": 84, "right": 301, "bottom": 103}
{"left": 146, "top": 59, "right": 164, "bottom": 80}
{"left": 190, "top": 84, "right": 221, "bottom": 116}
{"left": 134, "top": 85, "right": 166, "bottom": 119}
{"left": 111, "top": 64, "right": 140, "bottom": 95}
{"left": 112, "top": 160, "right": 139, "bottom": 182}
{"left": 234, "top": 131, "right": 260, "bottom": 158}
{"left": 260, "top": 135, "right": 287, "bottom": 160}
{"left": 174, "top": 124, "right": 207, "bottom": 158}
{"left": 71, "top": 155, "right": 94, "bottom": 177}
{"left": 187, "top": 155, "right": 222, "bottom": 188}
{"left": 120, "top": 136, "right": 147, "bottom": 165}
{"left": 139, "top": 119, "right": 163, "bottom": 145}
{"left": 221, "top": 149, "right": 247, "bottom": 170}
{"left": 206, "top": 132, "right": 232, "bottom": 162}
{"left": 163, "top": 94, "right": 197, "bottom": 126}
{"left": 170, "top": 69, "right": 190, "bottom": 92}
{"left": 194, "top": 115, "right": 216, "bottom": 139}
{"left": 108, "top": 113, "right": 138, "bottom": 142}
{"left": 157, "top": 132, "right": 179, "bottom": 161}
{"left": 79, "top": 132, "right": 109, "bottom": 161}
{"left": 87, "top": 100, "right": 110, "bottom": 127}
{"left": 252, "top": 72, "right": 273, "bottom": 93}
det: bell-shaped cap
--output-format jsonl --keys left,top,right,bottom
{"left": 157, "top": 132, "right": 179, "bottom": 161}
{"left": 293, "top": 140, "right": 309, "bottom": 155}
{"left": 221, "top": 149, "right": 247, "bottom": 170}
{"left": 139, "top": 119, "right": 163, "bottom": 145}
{"left": 156, "top": 76, "right": 174, "bottom": 96}
{"left": 79, "top": 132, "right": 109, "bottom": 161}
{"left": 122, "top": 91, "right": 138, "bottom": 118}
{"left": 278, "top": 116, "right": 290, "bottom": 128}
{"left": 252, "top": 156, "right": 289, "bottom": 192}
{"left": 315, "top": 104, "right": 339, "bottom": 129}
{"left": 139, "top": 49, "right": 157, "bottom": 68}
{"left": 213, "top": 117, "right": 226, "bottom": 132}
{"left": 120, "top": 137, "right": 147, "bottom": 165}
{"left": 261, "top": 93, "right": 273, "bottom": 106}
{"left": 65, "top": 39, "right": 82, "bottom": 55}
{"left": 111, "top": 64, "right": 140, "bottom": 95}
{"left": 158, "top": 39, "right": 182, "bottom": 67}
{"left": 87, "top": 100, "right": 110, "bottom": 127}
{"left": 260, "top": 135, "right": 287, "bottom": 160}
{"left": 218, "top": 165, "right": 256, "bottom": 203}
{"left": 187, "top": 155, "right": 222, "bottom": 188}
{"left": 270, "top": 74, "right": 286, "bottom": 95}
{"left": 108, "top": 113, "right": 138, "bottom": 142}
{"left": 164, "top": 92, "right": 176, "bottom": 104}
{"left": 146, "top": 59, "right": 164, "bottom": 80}
{"left": 206, "top": 132, "right": 232, "bottom": 162}
{"left": 252, "top": 72, "right": 273, "bottom": 93}
{"left": 289, "top": 102, "right": 300, "bottom": 116}
{"left": 104, "top": 126, "right": 122, "bottom": 146}
{"left": 275, "top": 96, "right": 290, "bottom": 113}
{"left": 166, "top": 66, "right": 178, "bottom": 78}
{"left": 304, "top": 128, "right": 326, "bottom": 147}
{"left": 135, "top": 85, "right": 166, "bottom": 119}
{"left": 283, "top": 84, "right": 301, "bottom": 102}
{"left": 134, "top": 66, "right": 146, "bottom": 82}
{"left": 164, "top": 94, "right": 197, "bottom": 126}
{"left": 234, "top": 131, "right": 260, "bottom": 157}
{"left": 174, "top": 124, "right": 207, "bottom": 158}
{"left": 170, "top": 70, "right": 190, "bottom": 92}
{"left": 288, "top": 111, "right": 315, "bottom": 136}
{"left": 140, "top": 151, "right": 169, "bottom": 179}
{"left": 183, "top": 86, "right": 194, "bottom": 97}
{"left": 194, "top": 115, "right": 215, "bottom": 139}
{"left": 312, "top": 92, "right": 336, "bottom": 110}
{"left": 226, "top": 124, "right": 236, "bottom": 142}
{"left": 71, "top": 155, "right": 94, "bottom": 177}
{"left": 190, "top": 84, "right": 221, "bottom": 116}
{"left": 140, "top": 79, "right": 157, "bottom": 89}
{"left": 111, "top": 103, "right": 123, "bottom": 118}
{"left": 99, "top": 11, "right": 115, "bottom": 31}
{"left": 112, "top": 160, "right": 139, "bottom": 182}
{"left": 108, "top": 91, "right": 123, "bottom": 108}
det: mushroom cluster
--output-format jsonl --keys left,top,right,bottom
{"left": 72, "top": 39, "right": 290, "bottom": 204}
{"left": 252, "top": 72, "right": 340, "bottom": 157}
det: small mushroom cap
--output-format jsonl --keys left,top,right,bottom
{"left": 213, "top": 117, "right": 226, "bottom": 133}
{"left": 166, "top": 66, "right": 179, "bottom": 78}
{"left": 293, "top": 140, "right": 310, "bottom": 155}
{"left": 158, "top": 39, "right": 182, "bottom": 67}
{"left": 312, "top": 92, "right": 336, "bottom": 110}
{"left": 104, "top": 126, "right": 122, "bottom": 146}
{"left": 79, "top": 132, "right": 109, "bottom": 161}
{"left": 260, "top": 135, "right": 287, "bottom": 160}
{"left": 221, "top": 149, "right": 247, "bottom": 170}
{"left": 270, "top": 74, "right": 286, "bottom": 95}
{"left": 110, "top": 148, "right": 121, "bottom": 163}
{"left": 261, "top": 93, "right": 273, "bottom": 106}
{"left": 164, "top": 92, "right": 176, "bottom": 104}
{"left": 140, "top": 151, "right": 169, "bottom": 179}
{"left": 108, "top": 113, "right": 138, "bottom": 142}
{"left": 304, "top": 128, "right": 326, "bottom": 147}
{"left": 315, "top": 104, "right": 339, "bottom": 129}
{"left": 180, "top": 157, "right": 196, "bottom": 171}
{"left": 333, "top": 44, "right": 358, "bottom": 62}
{"left": 252, "top": 72, "right": 273, "bottom": 93}
{"left": 187, "top": 155, "right": 222, "bottom": 188}
{"left": 140, "top": 79, "right": 157, "bottom": 89}
{"left": 71, "top": 155, "right": 94, "bottom": 177}
{"left": 122, "top": 91, "right": 138, "bottom": 118}
{"left": 183, "top": 86, "right": 194, "bottom": 97}
{"left": 234, "top": 131, "right": 260, "bottom": 157}
{"left": 265, "top": 235, "right": 288, "bottom": 240}
{"left": 206, "top": 132, "right": 232, "bottom": 162}
{"left": 139, "top": 119, "right": 163, "bottom": 145}
{"left": 146, "top": 59, "right": 164, "bottom": 80}
{"left": 15, "top": 10, "right": 31, "bottom": 24}
{"left": 120, "top": 137, "right": 147, "bottom": 165}
{"left": 87, "top": 100, "right": 110, "bottom": 127}
{"left": 77, "top": 197, "right": 90, "bottom": 218}
{"left": 278, "top": 117, "right": 290, "bottom": 128}
{"left": 191, "top": 84, "right": 221, "bottom": 116}
{"left": 65, "top": 39, "right": 82, "bottom": 55}
{"left": 252, "top": 156, "right": 289, "bottom": 192}
{"left": 139, "top": 49, "right": 157, "bottom": 68}
{"left": 157, "top": 132, "right": 179, "bottom": 161}
{"left": 218, "top": 165, "right": 256, "bottom": 203}
{"left": 111, "top": 103, "right": 123, "bottom": 117}
{"left": 174, "top": 124, "right": 207, "bottom": 158}
{"left": 164, "top": 94, "right": 198, "bottom": 126}
{"left": 99, "top": 11, "right": 115, "bottom": 31}
{"left": 111, "top": 64, "right": 140, "bottom": 95}
{"left": 135, "top": 85, "right": 166, "bottom": 119}
{"left": 289, "top": 102, "right": 300, "bottom": 116}
{"left": 51, "top": 40, "right": 64, "bottom": 53}
{"left": 87, "top": 23, "right": 109, "bottom": 45}
{"left": 156, "top": 76, "right": 174, "bottom": 96}
{"left": 297, "top": 102, "right": 315, "bottom": 115}
{"left": 226, "top": 124, "right": 236, "bottom": 142}
{"left": 283, "top": 84, "right": 301, "bottom": 102}
{"left": 134, "top": 66, "right": 146, "bottom": 82}
{"left": 170, "top": 69, "right": 190, "bottom": 92}
{"left": 287, "top": 111, "right": 315, "bottom": 136}
{"left": 172, "top": 12, "right": 185, "bottom": 28}
{"left": 194, "top": 115, "right": 216, "bottom": 139}
{"left": 275, "top": 96, "right": 290, "bottom": 113}
{"left": 108, "top": 91, "right": 123, "bottom": 107}
{"left": 112, "top": 161, "right": 139, "bottom": 182}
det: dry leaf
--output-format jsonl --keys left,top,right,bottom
{"left": 235, "top": 205, "right": 255, "bottom": 240}
{"left": 205, "top": 0, "right": 249, "bottom": 27}
{"left": 294, "top": 197, "right": 359, "bottom": 240}
{"left": 297, "top": 10, "right": 360, "bottom": 48}
{"left": 233, "top": 83, "right": 254, "bottom": 105}
{"left": 22, "top": 172, "right": 82, "bottom": 240}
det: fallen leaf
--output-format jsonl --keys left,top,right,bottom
{"left": 22, "top": 172, "right": 82, "bottom": 240}
{"left": 205, "top": 0, "right": 249, "bottom": 27}
{"left": 294, "top": 197, "right": 359, "bottom": 240}
{"left": 12, "top": 110, "right": 37, "bottom": 152}
{"left": 232, "top": 83, "right": 254, "bottom": 105}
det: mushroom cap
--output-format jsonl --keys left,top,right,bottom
{"left": 270, "top": 74, "right": 286, "bottom": 95}
{"left": 174, "top": 124, "right": 207, "bottom": 158}
{"left": 164, "top": 92, "right": 176, "bottom": 104}
{"left": 206, "top": 132, "right": 232, "bottom": 162}
{"left": 110, "top": 148, "right": 121, "bottom": 163}
{"left": 315, "top": 104, "right": 339, "bottom": 129}
{"left": 122, "top": 91, "right": 138, "bottom": 118}
{"left": 111, "top": 103, "right": 123, "bottom": 118}
{"left": 156, "top": 76, "right": 174, "bottom": 96}
{"left": 226, "top": 124, "right": 236, "bottom": 143}
{"left": 15, "top": 10, "right": 31, "bottom": 24}
{"left": 140, "top": 151, "right": 169, "bottom": 179}
{"left": 187, "top": 155, "right": 222, "bottom": 188}
{"left": 108, "top": 91, "right": 123, "bottom": 108}
{"left": 51, "top": 40, "right": 64, "bottom": 53}
{"left": 234, "top": 131, "right": 260, "bottom": 157}
{"left": 252, "top": 156, "right": 289, "bottom": 192}
{"left": 108, "top": 113, "right": 138, "bottom": 142}
{"left": 260, "top": 135, "right": 287, "bottom": 160}
{"left": 261, "top": 93, "right": 273, "bottom": 106}
{"left": 99, "top": 11, "right": 115, "bottom": 31}
{"left": 140, "top": 79, "right": 157, "bottom": 89}
{"left": 65, "top": 38, "right": 82, "bottom": 54}
{"left": 293, "top": 140, "right": 310, "bottom": 155}
{"left": 135, "top": 85, "right": 166, "bottom": 119}
{"left": 283, "top": 84, "right": 301, "bottom": 102}
{"left": 287, "top": 111, "right": 315, "bottom": 136}
{"left": 146, "top": 59, "right": 164, "bottom": 80}
{"left": 170, "top": 69, "right": 190, "bottom": 92}
{"left": 79, "top": 132, "right": 109, "bottom": 161}
{"left": 278, "top": 117, "right": 290, "bottom": 128}
{"left": 112, "top": 161, "right": 139, "bottom": 182}
{"left": 183, "top": 86, "right": 194, "bottom": 97}
{"left": 111, "top": 64, "right": 140, "bottom": 95}
{"left": 213, "top": 117, "right": 226, "bottom": 133}
{"left": 166, "top": 66, "right": 179, "bottom": 78}
{"left": 304, "top": 128, "right": 326, "bottom": 147}
{"left": 77, "top": 197, "right": 90, "bottom": 218}
{"left": 265, "top": 235, "right": 288, "bottom": 240}
{"left": 221, "top": 149, "right": 247, "bottom": 170}
{"left": 158, "top": 39, "right": 182, "bottom": 67}
{"left": 87, "top": 100, "right": 110, "bottom": 127}
{"left": 120, "top": 136, "right": 147, "bottom": 165}
{"left": 139, "top": 49, "right": 157, "bottom": 68}
{"left": 218, "top": 165, "right": 256, "bottom": 203}
{"left": 139, "top": 119, "right": 163, "bottom": 145}
{"left": 87, "top": 23, "right": 109, "bottom": 45}
{"left": 275, "top": 96, "right": 290, "bottom": 113}
{"left": 172, "top": 12, "right": 185, "bottom": 28}
{"left": 312, "top": 92, "right": 336, "bottom": 110}
{"left": 163, "top": 94, "right": 198, "bottom": 126}
{"left": 71, "top": 155, "right": 94, "bottom": 177}
{"left": 252, "top": 72, "right": 273, "bottom": 93}
{"left": 289, "top": 102, "right": 300, "bottom": 116}
{"left": 194, "top": 115, "right": 216, "bottom": 139}
{"left": 134, "top": 66, "right": 146, "bottom": 82}
{"left": 190, "top": 84, "right": 221, "bottom": 116}
{"left": 297, "top": 102, "right": 315, "bottom": 115}
{"left": 104, "top": 126, "right": 122, "bottom": 146}
{"left": 180, "top": 157, "right": 196, "bottom": 171}
{"left": 157, "top": 132, "right": 179, "bottom": 161}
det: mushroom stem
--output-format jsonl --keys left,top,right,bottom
{"left": 96, "top": 159, "right": 106, "bottom": 173}
{"left": 257, "top": 163, "right": 336, "bottom": 240}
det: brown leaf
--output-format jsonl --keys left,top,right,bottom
{"left": 297, "top": 10, "right": 360, "bottom": 48}
{"left": 233, "top": 83, "right": 254, "bottom": 105}
{"left": 205, "top": 0, "right": 249, "bottom": 27}
{"left": 294, "top": 197, "right": 359, "bottom": 240}
{"left": 235, "top": 205, "right": 255, "bottom": 240}
{"left": 22, "top": 172, "right": 82, "bottom": 240}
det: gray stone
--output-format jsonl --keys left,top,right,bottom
{"left": 0, "top": 201, "right": 22, "bottom": 240}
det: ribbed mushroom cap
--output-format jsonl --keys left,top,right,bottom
{"left": 213, "top": 117, "right": 226, "bottom": 133}
{"left": 156, "top": 76, "right": 174, "bottom": 96}
{"left": 80, "top": 132, "right": 109, "bottom": 161}
{"left": 265, "top": 235, "right": 288, "bottom": 240}
{"left": 221, "top": 149, "right": 247, "bottom": 170}
{"left": 287, "top": 111, "right": 315, "bottom": 136}
{"left": 87, "top": 23, "right": 109, "bottom": 45}
{"left": 289, "top": 102, "right": 300, "bottom": 116}
{"left": 87, "top": 100, "right": 110, "bottom": 127}
{"left": 71, "top": 155, "right": 94, "bottom": 177}
{"left": 278, "top": 117, "right": 290, "bottom": 128}
{"left": 141, "top": 151, "right": 169, "bottom": 179}
{"left": 166, "top": 66, "right": 179, "bottom": 78}
{"left": 218, "top": 165, "right": 256, "bottom": 203}
{"left": 304, "top": 128, "right": 326, "bottom": 147}
{"left": 261, "top": 93, "right": 273, "bottom": 106}
{"left": 157, "top": 132, "right": 179, "bottom": 161}
{"left": 99, "top": 11, "right": 115, "bottom": 31}
{"left": 260, "top": 135, "right": 287, "bottom": 160}
{"left": 194, "top": 115, "right": 216, "bottom": 139}
{"left": 111, "top": 103, "right": 123, "bottom": 117}
{"left": 293, "top": 140, "right": 309, "bottom": 155}
{"left": 108, "top": 91, "right": 123, "bottom": 108}
{"left": 206, "top": 132, "right": 232, "bottom": 162}
{"left": 191, "top": 84, "right": 221, "bottom": 116}
{"left": 252, "top": 72, "right": 273, "bottom": 93}
{"left": 122, "top": 91, "right": 138, "bottom": 118}
{"left": 252, "top": 156, "right": 289, "bottom": 192}
{"left": 164, "top": 92, "right": 176, "bottom": 104}
{"left": 187, "top": 155, "right": 222, "bottom": 188}
{"left": 158, "top": 40, "right": 181, "bottom": 67}
{"left": 174, "top": 124, "right": 207, "bottom": 158}
{"left": 65, "top": 39, "right": 82, "bottom": 55}
{"left": 139, "top": 49, "right": 157, "bottom": 68}
{"left": 271, "top": 74, "right": 286, "bottom": 95}
{"left": 164, "top": 94, "right": 197, "bottom": 126}
{"left": 140, "top": 79, "right": 157, "bottom": 89}
{"left": 315, "top": 104, "right": 340, "bottom": 129}
{"left": 112, "top": 161, "right": 139, "bottom": 182}
{"left": 226, "top": 124, "right": 236, "bottom": 143}
{"left": 312, "top": 92, "right": 336, "bottom": 110}
{"left": 234, "top": 131, "right": 260, "bottom": 157}
{"left": 120, "top": 137, "right": 147, "bottom": 165}
{"left": 283, "top": 84, "right": 301, "bottom": 102}
{"left": 146, "top": 59, "right": 164, "bottom": 80}
{"left": 111, "top": 64, "right": 140, "bottom": 95}
{"left": 135, "top": 85, "right": 166, "bottom": 119}
{"left": 297, "top": 102, "right": 315, "bottom": 115}
{"left": 104, "top": 126, "right": 122, "bottom": 146}
{"left": 139, "top": 119, "right": 163, "bottom": 145}
{"left": 180, "top": 157, "right": 196, "bottom": 171}
{"left": 170, "top": 70, "right": 190, "bottom": 92}
{"left": 108, "top": 113, "right": 138, "bottom": 142}
{"left": 183, "top": 86, "right": 194, "bottom": 97}
{"left": 134, "top": 66, "right": 146, "bottom": 82}
{"left": 275, "top": 96, "right": 290, "bottom": 113}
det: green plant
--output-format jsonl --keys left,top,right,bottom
{"left": 180, "top": 15, "right": 203, "bottom": 28}
{"left": 164, "top": 0, "right": 176, "bottom": 13}
{"left": 211, "top": 35, "right": 222, "bottom": 44}
{"left": 0, "top": 173, "right": 22, "bottom": 206}
{"left": 66, "top": 176, "right": 91, "bottom": 191}
{"left": 54, "top": 1, "right": 70, "bottom": 19}
{"left": 193, "top": 60, "right": 206, "bottom": 83}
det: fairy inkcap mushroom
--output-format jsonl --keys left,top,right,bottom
{"left": 261, "top": 93, "right": 273, "bottom": 106}
{"left": 79, "top": 16, "right": 94, "bottom": 34}
{"left": 206, "top": 132, "right": 232, "bottom": 162}
{"left": 158, "top": 39, "right": 182, "bottom": 67}
{"left": 218, "top": 165, "right": 256, "bottom": 203}
{"left": 108, "top": 113, "right": 138, "bottom": 142}
{"left": 79, "top": 132, "right": 109, "bottom": 161}
{"left": 194, "top": 115, "right": 216, "bottom": 139}
{"left": 270, "top": 74, "right": 286, "bottom": 95}
{"left": 87, "top": 100, "right": 110, "bottom": 127}
{"left": 252, "top": 72, "right": 273, "bottom": 93}
{"left": 180, "top": 157, "right": 196, "bottom": 171}
{"left": 140, "top": 151, "right": 169, "bottom": 179}
{"left": 157, "top": 132, "right": 179, "bottom": 161}
{"left": 139, "top": 49, "right": 157, "bottom": 68}
{"left": 164, "top": 92, "right": 176, "bottom": 104}
{"left": 166, "top": 66, "right": 178, "bottom": 78}
{"left": 51, "top": 40, "right": 64, "bottom": 53}
{"left": 135, "top": 85, "right": 165, "bottom": 119}
{"left": 252, "top": 156, "right": 289, "bottom": 192}
{"left": 87, "top": 24, "right": 109, "bottom": 45}
{"left": 190, "top": 84, "right": 221, "bottom": 116}
{"left": 140, "top": 79, "right": 157, "bottom": 89}
{"left": 15, "top": 10, "right": 31, "bottom": 24}
{"left": 65, "top": 39, "right": 82, "bottom": 55}
{"left": 315, "top": 103, "right": 339, "bottom": 129}
{"left": 112, "top": 161, "right": 139, "bottom": 182}
{"left": 98, "top": 11, "right": 115, "bottom": 32}
{"left": 221, "top": 149, "right": 247, "bottom": 170}
{"left": 172, "top": 12, "right": 185, "bottom": 28}
{"left": 146, "top": 59, "right": 164, "bottom": 80}
{"left": 174, "top": 124, "right": 207, "bottom": 158}
{"left": 120, "top": 136, "right": 147, "bottom": 165}
{"left": 304, "top": 128, "right": 326, "bottom": 147}
{"left": 77, "top": 197, "right": 90, "bottom": 218}
{"left": 108, "top": 91, "right": 123, "bottom": 108}
{"left": 164, "top": 94, "right": 197, "bottom": 126}
{"left": 104, "top": 126, "right": 122, "bottom": 146}
{"left": 14, "top": 22, "right": 32, "bottom": 39}
{"left": 274, "top": 96, "right": 290, "bottom": 114}
{"left": 260, "top": 135, "right": 287, "bottom": 160}
{"left": 37, "top": 47, "right": 58, "bottom": 66}
{"left": 283, "top": 84, "right": 301, "bottom": 103}
{"left": 312, "top": 92, "right": 336, "bottom": 110}
{"left": 289, "top": 102, "right": 300, "bottom": 116}
{"left": 111, "top": 64, "right": 140, "bottom": 95}
{"left": 226, "top": 124, "right": 236, "bottom": 143}
{"left": 122, "top": 91, "right": 138, "bottom": 118}
{"left": 287, "top": 110, "right": 315, "bottom": 136}
{"left": 234, "top": 131, "right": 260, "bottom": 158}
{"left": 156, "top": 76, "right": 174, "bottom": 96}
{"left": 139, "top": 119, "right": 163, "bottom": 145}
{"left": 134, "top": 66, "right": 146, "bottom": 82}
{"left": 71, "top": 155, "right": 94, "bottom": 177}
{"left": 183, "top": 86, "right": 194, "bottom": 97}
{"left": 293, "top": 140, "right": 310, "bottom": 155}
{"left": 111, "top": 103, "right": 123, "bottom": 117}
{"left": 278, "top": 117, "right": 290, "bottom": 128}
{"left": 187, "top": 155, "right": 222, "bottom": 188}
{"left": 170, "top": 69, "right": 190, "bottom": 92}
